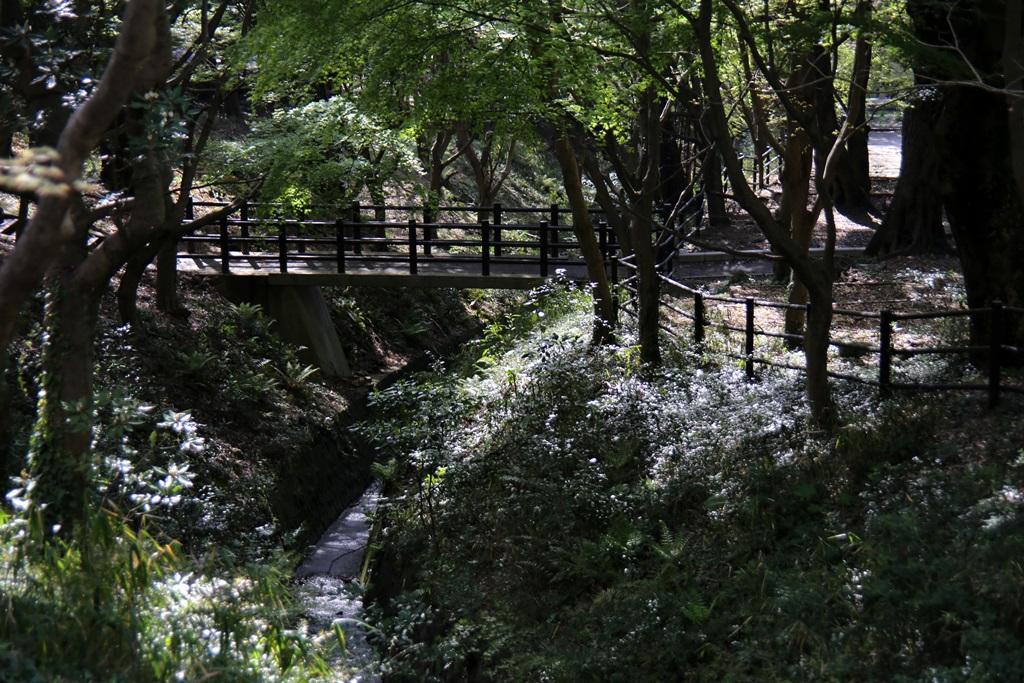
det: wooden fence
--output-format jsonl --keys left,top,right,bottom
{"left": 179, "top": 200, "right": 620, "bottom": 277}
{"left": 617, "top": 263, "right": 1024, "bottom": 407}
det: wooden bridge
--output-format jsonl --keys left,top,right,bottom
{"left": 177, "top": 201, "right": 625, "bottom": 289}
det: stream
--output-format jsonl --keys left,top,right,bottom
{"left": 295, "top": 481, "right": 383, "bottom": 681}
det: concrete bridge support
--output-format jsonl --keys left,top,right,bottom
{"left": 220, "top": 279, "right": 352, "bottom": 379}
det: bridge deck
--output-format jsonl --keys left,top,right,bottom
{"left": 177, "top": 254, "right": 592, "bottom": 289}
{"left": 173, "top": 201, "right": 863, "bottom": 289}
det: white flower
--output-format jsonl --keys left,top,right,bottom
{"left": 158, "top": 411, "right": 198, "bottom": 435}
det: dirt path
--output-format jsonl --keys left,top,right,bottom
{"left": 678, "top": 130, "right": 903, "bottom": 264}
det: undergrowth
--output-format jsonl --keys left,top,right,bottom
{"left": 360, "top": 284, "right": 1024, "bottom": 682}
{"left": 0, "top": 401, "right": 336, "bottom": 682}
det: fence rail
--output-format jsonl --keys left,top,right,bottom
{"left": 177, "top": 201, "right": 624, "bottom": 279}
{"left": 619, "top": 261, "right": 1022, "bottom": 408}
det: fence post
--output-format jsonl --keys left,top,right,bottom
{"left": 408, "top": 219, "right": 418, "bottom": 275}
{"left": 278, "top": 222, "right": 288, "bottom": 273}
{"left": 550, "top": 204, "right": 560, "bottom": 258}
{"left": 694, "top": 291, "right": 705, "bottom": 346}
{"left": 539, "top": 220, "right": 549, "bottom": 277}
{"left": 879, "top": 310, "right": 893, "bottom": 397}
{"left": 493, "top": 203, "right": 502, "bottom": 257}
{"left": 296, "top": 214, "right": 307, "bottom": 255}
{"left": 336, "top": 219, "right": 346, "bottom": 274}
{"left": 481, "top": 220, "right": 490, "bottom": 276}
{"left": 240, "top": 201, "right": 250, "bottom": 255}
{"left": 745, "top": 298, "right": 755, "bottom": 380}
{"left": 350, "top": 201, "right": 362, "bottom": 255}
{"left": 610, "top": 254, "right": 620, "bottom": 325}
{"left": 989, "top": 301, "right": 1003, "bottom": 408}
{"left": 219, "top": 214, "right": 230, "bottom": 274}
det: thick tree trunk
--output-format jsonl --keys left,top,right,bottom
{"left": 30, "top": 272, "right": 102, "bottom": 529}
{"left": 118, "top": 231, "right": 182, "bottom": 327}
{"left": 907, "top": 0, "right": 1024, "bottom": 350}
{"left": 118, "top": 241, "right": 157, "bottom": 327}
{"left": 155, "top": 237, "right": 180, "bottom": 311}
{"left": 866, "top": 96, "right": 948, "bottom": 256}
{"left": 939, "top": 85, "right": 1024, "bottom": 349}
{"left": 552, "top": 135, "right": 616, "bottom": 345}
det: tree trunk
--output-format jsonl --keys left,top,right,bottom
{"left": 704, "top": 146, "right": 729, "bottom": 226}
{"left": 693, "top": 0, "right": 837, "bottom": 428}
{"left": 155, "top": 237, "right": 180, "bottom": 311}
{"left": 844, "top": 12, "right": 873, "bottom": 209}
{"left": 658, "top": 100, "right": 687, "bottom": 210}
{"left": 30, "top": 271, "right": 102, "bottom": 530}
{"left": 634, "top": 85, "right": 664, "bottom": 365}
{"left": 0, "top": 94, "right": 13, "bottom": 157}
{"left": 779, "top": 126, "right": 818, "bottom": 341}
{"left": 118, "top": 240, "right": 157, "bottom": 328}
{"left": 907, "top": 0, "right": 1024, "bottom": 350}
{"left": 804, "top": 286, "right": 836, "bottom": 428}
{"left": 1004, "top": 0, "right": 1024, "bottom": 205}
{"left": 631, "top": 206, "right": 661, "bottom": 364}
{"left": 866, "top": 96, "right": 948, "bottom": 256}
{"left": 0, "top": 0, "right": 162, "bottom": 354}
{"left": 552, "top": 135, "right": 616, "bottom": 345}
{"left": 579, "top": 146, "right": 633, "bottom": 252}
{"left": 939, "top": 85, "right": 1024, "bottom": 349}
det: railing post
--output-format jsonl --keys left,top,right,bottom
{"left": 745, "top": 298, "right": 755, "bottom": 380}
{"left": 219, "top": 214, "right": 230, "bottom": 274}
{"left": 278, "top": 222, "right": 288, "bottom": 273}
{"left": 549, "top": 203, "right": 560, "bottom": 258}
{"left": 539, "top": 220, "right": 549, "bottom": 277}
{"left": 610, "top": 255, "right": 620, "bottom": 325}
{"left": 694, "top": 291, "right": 705, "bottom": 346}
{"left": 336, "top": 219, "right": 346, "bottom": 274}
{"left": 493, "top": 203, "right": 502, "bottom": 257}
{"left": 350, "top": 201, "right": 362, "bottom": 255}
{"left": 423, "top": 222, "right": 433, "bottom": 257}
{"left": 240, "top": 201, "right": 250, "bottom": 255}
{"left": 481, "top": 220, "right": 491, "bottom": 276}
{"left": 408, "top": 219, "right": 418, "bottom": 275}
{"left": 879, "top": 310, "right": 893, "bottom": 397}
{"left": 422, "top": 204, "right": 435, "bottom": 256}
{"left": 989, "top": 301, "right": 1004, "bottom": 408}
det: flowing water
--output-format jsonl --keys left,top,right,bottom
{"left": 296, "top": 481, "right": 382, "bottom": 681}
